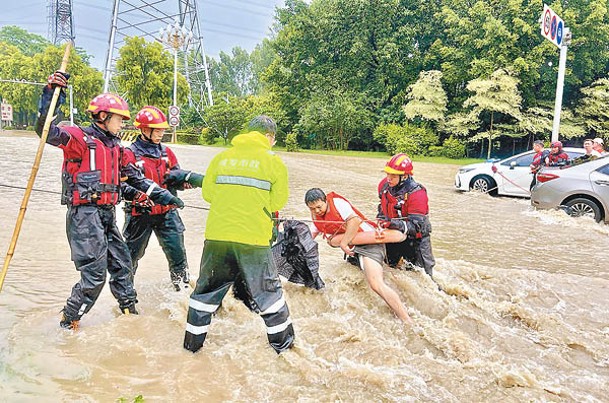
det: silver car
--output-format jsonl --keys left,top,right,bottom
{"left": 530, "top": 156, "right": 609, "bottom": 222}
{"left": 455, "top": 148, "right": 584, "bottom": 197}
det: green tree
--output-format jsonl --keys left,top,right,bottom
{"left": 463, "top": 69, "right": 522, "bottom": 158}
{"left": 249, "top": 39, "right": 277, "bottom": 94}
{"left": 208, "top": 47, "right": 255, "bottom": 97}
{"left": 577, "top": 77, "right": 609, "bottom": 138}
{"left": 115, "top": 36, "right": 189, "bottom": 111}
{"left": 403, "top": 70, "right": 448, "bottom": 124}
{"left": 203, "top": 95, "right": 248, "bottom": 144}
{"left": 297, "top": 90, "right": 372, "bottom": 150}
{"left": 0, "top": 26, "right": 50, "bottom": 56}
{"left": 30, "top": 44, "right": 103, "bottom": 123}
{"left": 0, "top": 42, "right": 102, "bottom": 126}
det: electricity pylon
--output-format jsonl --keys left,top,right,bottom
{"left": 102, "top": 0, "right": 214, "bottom": 109}
{"left": 48, "top": 0, "right": 75, "bottom": 44}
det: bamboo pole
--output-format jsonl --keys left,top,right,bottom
{"left": 0, "top": 42, "right": 73, "bottom": 292}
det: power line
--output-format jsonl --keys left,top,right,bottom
{"left": 203, "top": 1, "right": 273, "bottom": 18}
{"left": 202, "top": 18, "right": 267, "bottom": 35}
{"left": 223, "top": 0, "right": 280, "bottom": 11}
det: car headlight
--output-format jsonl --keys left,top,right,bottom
{"left": 458, "top": 167, "right": 476, "bottom": 174}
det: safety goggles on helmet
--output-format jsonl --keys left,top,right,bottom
{"left": 87, "top": 93, "right": 131, "bottom": 120}
{"left": 551, "top": 141, "right": 563, "bottom": 148}
{"left": 383, "top": 153, "right": 413, "bottom": 175}
{"left": 134, "top": 106, "right": 170, "bottom": 129}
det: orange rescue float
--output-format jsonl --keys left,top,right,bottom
{"left": 328, "top": 229, "right": 406, "bottom": 248}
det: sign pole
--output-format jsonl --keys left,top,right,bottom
{"left": 551, "top": 37, "right": 568, "bottom": 143}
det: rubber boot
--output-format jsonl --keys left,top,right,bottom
{"left": 60, "top": 311, "right": 80, "bottom": 330}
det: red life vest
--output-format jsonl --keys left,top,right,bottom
{"left": 128, "top": 144, "right": 178, "bottom": 215}
{"left": 531, "top": 151, "right": 545, "bottom": 173}
{"left": 312, "top": 192, "right": 370, "bottom": 236}
{"left": 60, "top": 126, "right": 121, "bottom": 206}
{"left": 378, "top": 178, "right": 429, "bottom": 219}
{"left": 547, "top": 151, "right": 569, "bottom": 165}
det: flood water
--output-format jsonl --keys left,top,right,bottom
{"left": 1, "top": 131, "right": 608, "bottom": 401}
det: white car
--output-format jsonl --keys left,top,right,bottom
{"left": 454, "top": 148, "right": 585, "bottom": 197}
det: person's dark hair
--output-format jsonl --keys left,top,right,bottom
{"left": 305, "top": 188, "right": 326, "bottom": 204}
{"left": 533, "top": 140, "right": 544, "bottom": 146}
{"left": 248, "top": 115, "right": 277, "bottom": 135}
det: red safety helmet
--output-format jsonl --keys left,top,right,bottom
{"left": 551, "top": 141, "right": 563, "bottom": 149}
{"left": 87, "top": 93, "right": 131, "bottom": 120}
{"left": 134, "top": 106, "right": 169, "bottom": 129}
{"left": 384, "top": 153, "right": 413, "bottom": 175}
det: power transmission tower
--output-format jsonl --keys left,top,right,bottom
{"left": 102, "top": 0, "right": 214, "bottom": 110}
{"left": 47, "top": 0, "right": 74, "bottom": 45}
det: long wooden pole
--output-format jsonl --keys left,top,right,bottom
{"left": 0, "top": 42, "right": 73, "bottom": 292}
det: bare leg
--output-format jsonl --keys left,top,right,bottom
{"left": 361, "top": 256, "right": 413, "bottom": 324}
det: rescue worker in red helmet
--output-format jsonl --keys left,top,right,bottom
{"left": 545, "top": 141, "right": 569, "bottom": 166}
{"left": 121, "top": 106, "right": 203, "bottom": 291}
{"left": 35, "top": 71, "right": 184, "bottom": 330}
{"left": 377, "top": 153, "right": 435, "bottom": 277}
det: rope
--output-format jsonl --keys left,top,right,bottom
{"left": 0, "top": 183, "right": 209, "bottom": 211}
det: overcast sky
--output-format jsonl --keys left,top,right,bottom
{"left": 1, "top": 0, "right": 286, "bottom": 70}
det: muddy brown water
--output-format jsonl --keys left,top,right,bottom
{"left": 1, "top": 131, "right": 608, "bottom": 401}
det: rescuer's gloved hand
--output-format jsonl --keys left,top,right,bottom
{"left": 47, "top": 71, "right": 70, "bottom": 88}
{"left": 187, "top": 172, "right": 204, "bottom": 188}
{"left": 169, "top": 196, "right": 185, "bottom": 209}
{"left": 387, "top": 218, "right": 406, "bottom": 233}
{"left": 164, "top": 169, "right": 190, "bottom": 187}
{"left": 134, "top": 191, "right": 155, "bottom": 208}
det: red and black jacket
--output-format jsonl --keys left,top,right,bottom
{"left": 123, "top": 138, "right": 179, "bottom": 215}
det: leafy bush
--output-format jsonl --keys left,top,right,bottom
{"left": 199, "top": 127, "right": 216, "bottom": 145}
{"left": 440, "top": 136, "right": 466, "bottom": 158}
{"left": 177, "top": 132, "right": 199, "bottom": 145}
{"left": 373, "top": 123, "right": 438, "bottom": 155}
{"left": 285, "top": 132, "right": 298, "bottom": 152}
{"left": 428, "top": 137, "right": 466, "bottom": 158}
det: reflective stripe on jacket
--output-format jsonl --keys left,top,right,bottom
{"left": 202, "top": 130, "right": 288, "bottom": 246}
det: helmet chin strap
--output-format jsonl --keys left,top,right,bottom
{"left": 93, "top": 112, "right": 115, "bottom": 134}
{"left": 140, "top": 128, "right": 154, "bottom": 143}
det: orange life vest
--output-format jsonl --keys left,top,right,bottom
{"left": 312, "top": 192, "right": 370, "bottom": 236}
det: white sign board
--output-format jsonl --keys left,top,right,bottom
{"left": 168, "top": 105, "right": 180, "bottom": 117}
{"left": 540, "top": 4, "right": 564, "bottom": 48}
{"left": 1, "top": 102, "right": 13, "bottom": 121}
{"left": 169, "top": 116, "right": 180, "bottom": 127}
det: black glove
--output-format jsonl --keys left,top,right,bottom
{"left": 387, "top": 218, "right": 406, "bottom": 233}
{"left": 169, "top": 196, "right": 185, "bottom": 209}
{"left": 164, "top": 169, "right": 190, "bottom": 187}
{"left": 47, "top": 71, "right": 70, "bottom": 88}
{"left": 187, "top": 172, "right": 204, "bottom": 188}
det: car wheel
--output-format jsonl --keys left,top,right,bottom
{"left": 470, "top": 175, "right": 496, "bottom": 195}
{"left": 563, "top": 198, "right": 602, "bottom": 222}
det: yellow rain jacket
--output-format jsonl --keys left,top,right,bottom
{"left": 202, "top": 130, "right": 288, "bottom": 246}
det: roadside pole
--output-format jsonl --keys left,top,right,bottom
{"left": 551, "top": 28, "right": 570, "bottom": 143}
{"left": 540, "top": 4, "right": 571, "bottom": 143}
